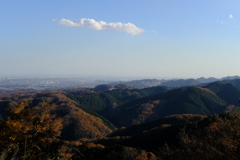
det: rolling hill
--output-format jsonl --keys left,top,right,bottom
{"left": 206, "top": 81, "right": 240, "bottom": 107}
{"left": 0, "top": 91, "right": 114, "bottom": 140}
{"left": 102, "top": 87, "right": 228, "bottom": 127}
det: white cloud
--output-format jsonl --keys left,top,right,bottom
{"left": 229, "top": 14, "right": 233, "bottom": 19}
{"left": 54, "top": 18, "right": 144, "bottom": 35}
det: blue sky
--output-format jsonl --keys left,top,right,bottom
{"left": 1, "top": 0, "right": 240, "bottom": 79}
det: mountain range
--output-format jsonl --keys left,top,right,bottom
{"left": 107, "top": 75, "right": 240, "bottom": 88}
{"left": 1, "top": 77, "right": 240, "bottom": 159}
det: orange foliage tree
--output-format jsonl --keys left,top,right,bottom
{"left": 0, "top": 100, "right": 63, "bottom": 158}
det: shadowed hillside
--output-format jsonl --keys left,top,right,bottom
{"left": 92, "top": 113, "right": 240, "bottom": 159}
{"left": 103, "top": 87, "right": 228, "bottom": 127}
{"left": 206, "top": 81, "right": 240, "bottom": 107}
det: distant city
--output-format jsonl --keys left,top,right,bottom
{"left": 0, "top": 76, "right": 109, "bottom": 90}
{"left": 0, "top": 74, "right": 162, "bottom": 90}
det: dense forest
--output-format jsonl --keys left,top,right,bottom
{"left": 0, "top": 79, "right": 240, "bottom": 159}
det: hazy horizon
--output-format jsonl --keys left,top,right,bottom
{"left": 1, "top": 1, "right": 240, "bottom": 78}
{"left": 0, "top": 73, "right": 238, "bottom": 81}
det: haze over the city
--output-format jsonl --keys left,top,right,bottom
{"left": 1, "top": 0, "right": 240, "bottom": 79}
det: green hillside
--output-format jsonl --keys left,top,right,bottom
{"left": 66, "top": 86, "right": 169, "bottom": 113}
{"left": 222, "top": 79, "right": 240, "bottom": 88}
{"left": 206, "top": 81, "right": 240, "bottom": 106}
{"left": 105, "top": 87, "right": 228, "bottom": 127}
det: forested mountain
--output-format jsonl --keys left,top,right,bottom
{"left": 220, "top": 78, "right": 240, "bottom": 88}
{"left": 206, "top": 81, "right": 240, "bottom": 106}
{"left": 0, "top": 91, "right": 114, "bottom": 140}
{"left": 101, "top": 87, "right": 229, "bottom": 127}
{"left": 66, "top": 86, "right": 170, "bottom": 113}
{"left": 1, "top": 79, "right": 240, "bottom": 159}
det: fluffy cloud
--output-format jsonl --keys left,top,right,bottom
{"left": 54, "top": 18, "right": 144, "bottom": 35}
{"left": 229, "top": 14, "right": 233, "bottom": 19}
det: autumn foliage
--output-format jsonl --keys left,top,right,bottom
{"left": 157, "top": 113, "right": 240, "bottom": 159}
{"left": 0, "top": 100, "right": 63, "bottom": 159}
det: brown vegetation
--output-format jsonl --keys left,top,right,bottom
{"left": 0, "top": 100, "right": 63, "bottom": 159}
{"left": 158, "top": 113, "right": 240, "bottom": 159}
{"left": 197, "top": 87, "right": 216, "bottom": 95}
